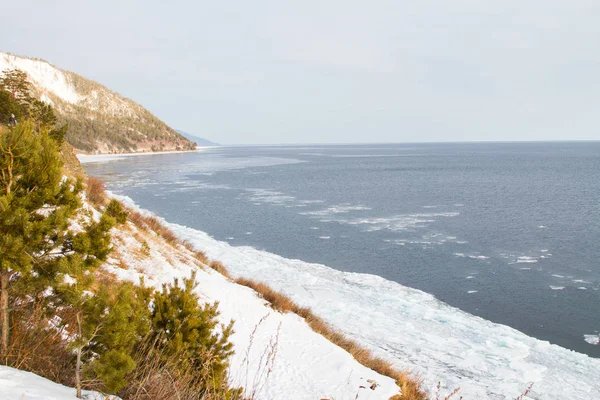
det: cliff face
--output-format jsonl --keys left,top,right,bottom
{"left": 0, "top": 52, "right": 195, "bottom": 154}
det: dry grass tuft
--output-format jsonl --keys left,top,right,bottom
{"left": 6, "top": 312, "right": 73, "bottom": 386}
{"left": 182, "top": 241, "right": 209, "bottom": 264}
{"left": 209, "top": 261, "right": 232, "bottom": 279}
{"left": 233, "top": 277, "right": 427, "bottom": 400}
{"left": 86, "top": 177, "right": 108, "bottom": 206}
{"left": 127, "top": 209, "right": 147, "bottom": 228}
{"left": 126, "top": 209, "right": 186, "bottom": 248}
{"left": 235, "top": 278, "right": 296, "bottom": 312}
{"left": 117, "top": 334, "right": 243, "bottom": 400}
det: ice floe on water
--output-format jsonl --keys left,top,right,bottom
{"left": 501, "top": 250, "right": 553, "bottom": 266}
{"left": 328, "top": 212, "right": 460, "bottom": 233}
{"left": 468, "top": 255, "right": 490, "bottom": 260}
{"left": 453, "top": 252, "right": 489, "bottom": 260}
{"left": 300, "top": 204, "right": 372, "bottom": 216}
{"left": 573, "top": 279, "right": 592, "bottom": 284}
{"left": 245, "top": 188, "right": 296, "bottom": 205}
{"left": 516, "top": 256, "right": 538, "bottom": 264}
{"left": 584, "top": 334, "right": 600, "bottom": 345}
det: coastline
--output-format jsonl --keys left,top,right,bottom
{"left": 111, "top": 192, "right": 600, "bottom": 400}
{"left": 77, "top": 146, "right": 218, "bottom": 163}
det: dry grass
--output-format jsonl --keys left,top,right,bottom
{"left": 209, "top": 261, "right": 233, "bottom": 279}
{"left": 183, "top": 241, "right": 209, "bottom": 264}
{"left": 233, "top": 277, "right": 427, "bottom": 400}
{"left": 127, "top": 209, "right": 147, "bottom": 228}
{"left": 126, "top": 209, "right": 186, "bottom": 248}
{"left": 86, "top": 176, "right": 108, "bottom": 206}
{"left": 117, "top": 334, "right": 243, "bottom": 400}
{"left": 6, "top": 313, "right": 73, "bottom": 386}
{"left": 124, "top": 207, "right": 211, "bottom": 265}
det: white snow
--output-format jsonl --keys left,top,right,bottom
{"left": 584, "top": 335, "right": 599, "bottom": 345}
{"left": 104, "top": 198, "right": 401, "bottom": 400}
{"left": 0, "top": 52, "right": 140, "bottom": 118}
{"left": 0, "top": 52, "right": 82, "bottom": 104}
{"left": 0, "top": 366, "right": 108, "bottom": 400}
{"left": 106, "top": 196, "right": 600, "bottom": 400}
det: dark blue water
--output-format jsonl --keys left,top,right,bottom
{"left": 83, "top": 142, "right": 600, "bottom": 357}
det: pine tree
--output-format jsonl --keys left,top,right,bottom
{"left": 0, "top": 69, "right": 33, "bottom": 110}
{"left": 0, "top": 120, "right": 81, "bottom": 359}
{"left": 82, "top": 282, "right": 152, "bottom": 394}
{"left": 151, "top": 272, "right": 235, "bottom": 393}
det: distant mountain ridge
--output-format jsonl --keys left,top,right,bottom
{"left": 0, "top": 52, "right": 195, "bottom": 154}
{"left": 175, "top": 129, "right": 219, "bottom": 146}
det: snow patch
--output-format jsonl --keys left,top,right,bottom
{"left": 0, "top": 366, "right": 108, "bottom": 400}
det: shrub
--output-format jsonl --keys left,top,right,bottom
{"left": 150, "top": 272, "right": 236, "bottom": 396}
{"left": 105, "top": 199, "right": 128, "bottom": 224}
{"left": 86, "top": 177, "right": 107, "bottom": 205}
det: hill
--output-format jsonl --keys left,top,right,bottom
{"left": 0, "top": 52, "right": 195, "bottom": 154}
{"left": 176, "top": 129, "right": 219, "bottom": 146}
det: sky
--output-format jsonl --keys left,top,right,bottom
{"left": 1, "top": 1, "right": 599, "bottom": 144}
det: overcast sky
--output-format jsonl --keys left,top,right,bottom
{"left": 1, "top": 1, "right": 599, "bottom": 144}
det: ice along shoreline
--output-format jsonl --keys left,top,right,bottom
{"left": 111, "top": 193, "right": 600, "bottom": 400}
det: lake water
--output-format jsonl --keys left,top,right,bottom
{"left": 83, "top": 142, "right": 600, "bottom": 358}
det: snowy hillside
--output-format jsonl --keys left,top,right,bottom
{"left": 102, "top": 191, "right": 600, "bottom": 400}
{"left": 0, "top": 52, "right": 194, "bottom": 154}
{"left": 97, "top": 197, "right": 402, "bottom": 399}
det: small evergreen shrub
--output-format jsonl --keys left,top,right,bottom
{"left": 105, "top": 199, "right": 128, "bottom": 224}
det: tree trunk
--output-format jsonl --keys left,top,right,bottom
{"left": 1, "top": 272, "right": 9, "bottom": 362}
{"left": 76, "top": 312, "right": 82, "bottom": 399}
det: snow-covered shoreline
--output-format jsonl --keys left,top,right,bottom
{"left": 76, "top": 147, "right": 217, "bottom": 163}
{"left": 103, "top": 194, "right": 402, "bottom": 400}
{"left": 113, "top": 193, "right": 600, "bottom": 400}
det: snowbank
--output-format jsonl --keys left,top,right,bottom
{"left": 0, "top": 366, "right": 107, "bottom": 400}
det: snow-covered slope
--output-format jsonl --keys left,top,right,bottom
{"left": 0, "top": 366, "right": 107, "bottom": 400}
{"left": 101, "top": 198, "right": 402, "bottom": 400}
{"left": 0, "top": 52, "right": 194, "bottom": 154}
